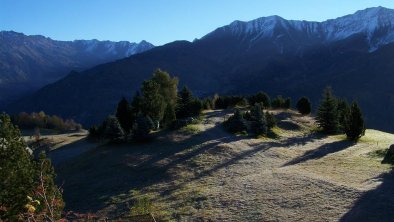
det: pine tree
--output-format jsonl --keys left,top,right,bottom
{"left": 0, "top": 113, "right": 36, "bottom": 220}
{"left": 176, "top": 86, "right": 194, "bottom": 119}
{"left": 141, "top": 80, "right": 165, "bottom": 129}
{"left": 265, "top": 111, "right": 276, "bottom": 129}
{"left": 132, "top": 115, "right": 155, "bottom": 141}
{"left": 344, "top": 102, "right": 365, "bottom": 141}
{"left": 337, "top": 99, "right": 350, "bottom": 132}
{"left": 316, "top": 87, "right": 339, "bottom": 134}
{"left": 130, "top": 91, "right": 143, "bottom": 121}
{"left": 250, "top": 104, "right": 267, "bottom": 136}
{"left": 162, "top": 103, "right": 176, "bottom": 128}
{"left": 224, "top": 109, "right": 247, "bottom": 133}
{"left": 0, "top": 113, "right": 64, "bottom": 220}
{"left": 103, "top": 115, "right": 125, "bottom": 142}
{"left": 296, "top": 97, "right": 312, "bottom": 115}
{"left": 116, "top": 97, "right": 132, "bottom": 133}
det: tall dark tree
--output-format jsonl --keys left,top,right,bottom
{"left": 162, "top": 103, "right": 176, "bottom": 128}
{"left": 115, "top": 97, "right": 132, "bottom": 133}
{"left": 130, "top": 91, "right": 143, "bottom": 121}
{"left": 176, "top": 86, "right": 194, "bottom": 119}
{"left": 316, "top": 87, "right": 339, "bottom": 134}
{"left": 344, "top": 102, "right": 365, "bottom": 141}
{"left": 296, "top": 97, "right": 312, "bottom": 115}
{"left": 337, "top": 99, "right": 350, "bottom": 132}
{"left": 141, "top": 80, "right": 165, "bottom": 129}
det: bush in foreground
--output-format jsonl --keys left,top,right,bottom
{"left": 0, "top": 113, "right": 63, "bottom": 221}
{"left": 224, "top": 109, "right": 247, "bottom": 134}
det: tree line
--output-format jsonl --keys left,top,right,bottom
{"left": 11, "top": 111, "right": 82, "bottom": 132}
{"left": 89, "top": 69, "right": 204, "bottom": 142}
{"left": 316, "top": 87, "right": 365, "bottom": 141}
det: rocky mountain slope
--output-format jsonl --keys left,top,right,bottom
{"left": 0, "top": 31, "right": 154, "bottom": 105}
{"left": 6, "top": 7, "right": 394, "bottom": 132}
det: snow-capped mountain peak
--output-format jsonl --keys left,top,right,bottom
{"left": 201, "top": 7, "right": 394, "bottom": 51}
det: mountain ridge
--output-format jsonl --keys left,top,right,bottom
{"left": 0, "top": 31, "right": 154, "bottom": 105}
{"left": 6, "top": 7, "right": 394, "bottom": 132}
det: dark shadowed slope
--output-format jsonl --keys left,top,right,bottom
{"left": 0, "top": 31, "right": 154, "bottom": 105}
{"left": 7, "top": 7, "right": 394, "bottom": 132}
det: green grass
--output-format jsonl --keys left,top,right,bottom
{"left": 180, "top": 124, "right": 202, "bottom": 134}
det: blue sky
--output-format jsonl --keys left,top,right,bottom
{"left": 1, "top": 0, "right": 394, "bottom": 45}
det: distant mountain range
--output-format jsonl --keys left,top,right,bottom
{"left": 6, "top": 7, "right": 394, "bottom": 132}
{"left": 0, "top": 31, "right": 154, "bottom": 105}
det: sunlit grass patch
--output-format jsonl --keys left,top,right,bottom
{"left": 180, "top": 124, "right": 202, "bottom": 134}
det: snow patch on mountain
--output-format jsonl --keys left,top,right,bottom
{"left": 202, "top": 6, "right": 394, "bottom": 51}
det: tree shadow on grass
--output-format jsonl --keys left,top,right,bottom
{"left": 340, "top": 168, "right": 394, "bottom": 221}
{"left": 55, "top": 123, "right": 241, "bottom": 215}
{"left": 282, "top": 139, "right": 353, "bottom": 167}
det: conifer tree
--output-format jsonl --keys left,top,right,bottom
{"left": 265, "top": 111, "right": 276, "bottom": 129}
{"left": 141, "top": 80, "right": 165, "bottom": 129}
{"left": 103, "top": 115, "right": 125, "bottom": 142}
{"left": 116, "top": 97, "right": 132, "bottom": 133}
{"left": 344, "top": 102, "right": 365, "bottom": 141}
{"left": 132, "top": 115, "right": 154, "bottom": 141}
{"left": 224, "top": 109, "right": 247, "bottom": 133}
{"left": 0, "top": 113, "right": 64, "bottom": 220}
{"left": 316, "top": 87, "right": 339, "bottom": 134}
{"left": 0, "top": 113, "right": 36, "bottom": 220}
{"left": 130, "top": 91, "right": 143, "bottom": 120}
{"left": 176, "top": 86, "right": 194, "bottom": 119}
{"left": 162, "top": 103, "right": 176, "bottom": 128}
{"left": 250, "top": 104, "right": 268, "bottom": 136}
{"left": 296, "top": 97, "right": 312, "bottom": 115}
{"left": 337, "top": 99, "right": 350, "bottom": 132}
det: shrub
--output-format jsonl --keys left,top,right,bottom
{"left": 103, "top": 116, "right": 125, "bottom": 142}
{"left": 296, "top": 97, "right": 312, "bottom": 115}
{"left": 132, "top": 115, "right": 154, "bottom": 141}
{"left": 224, "top": 109, "right": 247, "bottom": 133}
{"left": 250, "top": 104, "right": 267, "bottom": 136}
{"left": 248, "top": 91, "right": 270, "bottom": 108}
{"left": 265, "top": 111, "right": 276, "bottom": 129}
{"left": 0, "top": 113, "right": 63, "bottom": 221}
